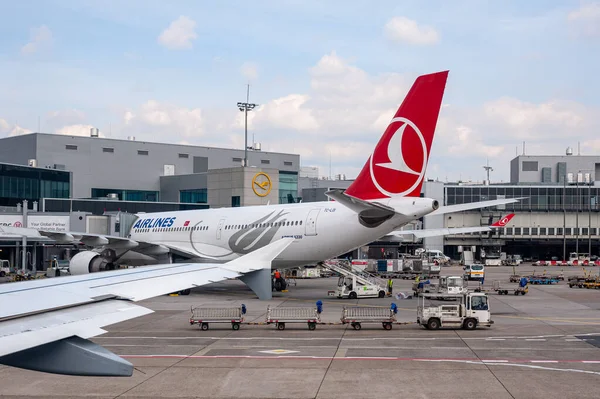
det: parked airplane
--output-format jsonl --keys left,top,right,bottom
{"left": 0, "top": 70, "right": 523, "bottom": 300}
{"left": 0, "top": 237, "right": 295, "bottom": 377}
{"left": 387, "top": 213, "right": 516, "bottom": 239}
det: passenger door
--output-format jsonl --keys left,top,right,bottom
{"left": 304, "top": 209, "right": 320, "bottom": 236}
{"left": 216, "top": 219, "right": 225, "bottom": 240}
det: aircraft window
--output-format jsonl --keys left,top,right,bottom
{"left": 300, "top": 221, "right": 302, "bottom": 225}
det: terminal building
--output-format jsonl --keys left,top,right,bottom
{"left": 299, "top": 150, "right": 600, "bottom": 262}
{"left": 0, "top": 131, "right": 301, "bottom": 271}
{"left": 0, "top": 131, "right": 300, "bottom": 210}
{"left": 423, "top": 150, "right": 600, "bottom": 261}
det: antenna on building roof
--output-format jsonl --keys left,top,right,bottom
{"left": 578, "top": 141, "right": 580, "bottom": 155}
{"left": 522, "top": 141, "right": 525, "bottom": 155}
{"left": 483, "top": 158, "right": 493, "bottom": 183}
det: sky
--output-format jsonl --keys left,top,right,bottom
{"left": 0, "top": 0, "right": 599, "bottom": 183}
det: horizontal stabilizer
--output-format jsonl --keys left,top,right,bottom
{"left": 325, "top": 189, "right": 396, "bottom": 215}
{"left": 388, "top": 213, "right": 516, "bottom": 239}
{"left": 429, "top": 197, "right": 525, "bottom": 216}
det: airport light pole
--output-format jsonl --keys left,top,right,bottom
{"left": 237, "top": 84, "right": 258, "bottom": 167}
{"left": 563, "top": 174, "right": 566, "bottom": 262}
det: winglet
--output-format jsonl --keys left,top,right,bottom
{"left": 222, "top": 237, "right": 295, "bottom": 274}
{"left": 491, "top": 213, "right": 515, "bottom": 227}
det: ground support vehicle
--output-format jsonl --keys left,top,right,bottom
{"left": 483, "top": 280, "right": 528, "bottom": 295}
{"left": 463, "top": 264, "right": 485, "bottom": 281}
{"left": 265, "top": 301, "right": 323, "bottom": 330}
{"left": 527, "top": 276, "right": 559, "bottom": 285}
{"left": 0, "top": 260, "right": 11, "bottom": 277}
{"left": 511, "top": 272, "right": 564, "bottom": 283}
{"left": 417, "top": 292, "right": 493, "bottom": 330}
{"left": 341, "top": 304, "right": 399, "bottom": 330}
{"left": 335, "top": 274, "right": 387, "bottom": 299}
{"left": 568, "top": 276, "right": 600, "bottom": 288}
{"left": 189, "top": 305, "right": 247, "bottom": 330}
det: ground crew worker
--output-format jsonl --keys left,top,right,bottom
{"left": 415, "top": 275, "right": 420, "bottom": 283}
{"left": 274, "top": 269, "right": 281, "bottom": 280}
{"left": 387, "top": 278, "right": 393, "bottom": 295}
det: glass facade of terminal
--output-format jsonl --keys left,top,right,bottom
{"left": 43, "top": 198, "right": 209, "bottom": 214}
{"left": 445, "top": 185, "right": 600, "bottom": 212}
{"left": 0, "top": 163, "right": 70, "bottom": 207}
{"left": 91, "top": 188, "right": 159, "bottom": 202}
{"left": 279, "top": 171, "right": 299, "bottom": 204}
{"left": 180, "top": 189, "right": 208, "bottom": 204}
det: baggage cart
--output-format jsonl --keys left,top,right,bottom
{"left": 341, "top": 303, "right": 398, "bottom": 330}
{"left": 492, "top": 280, "right": 528, "bottom": 295}
{"left": 190, "top": 304, "right": 246, "bottom": 330}
{"left": 265, "top": 301, "right": 323, "bottom": 330}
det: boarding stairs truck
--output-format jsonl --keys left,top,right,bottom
{"left": 417, "top": 292, "right": 494, "bottom": 330}
{"left": 323, "top": 260, "right": 387, "bottom": 299}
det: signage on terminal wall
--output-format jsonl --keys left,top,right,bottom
{"left": 0, "top": 215, "right": 24, "bottom": 227}
{"left": 27, "top": 215, "right": 70, "bottom": 232}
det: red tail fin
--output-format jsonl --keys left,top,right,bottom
{"left": 344, "top": 71, "right": 448, "bottom": 200}
{"left": 491, "top": 214, "right": 515, "bottom": 227}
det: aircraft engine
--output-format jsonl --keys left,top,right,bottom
{"left": 69, "top": 251, "right": 110, "bottom": 275}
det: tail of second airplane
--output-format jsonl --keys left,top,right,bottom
{"left": 491, "top": 213, "right": 515, "bottom": 227}
{"left": 344, "top": 70, "right": 449, "bottom": 200}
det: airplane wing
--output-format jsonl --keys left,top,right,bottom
{"left": 429, "top": 198, "right": 526, "bottom": 216}
{"left": 0, "top": 225, "right": 189, "bottom": 258}
{"left": 0, "top": 237, "right": 294, "bottom": 378}
{"left": 387, "top": 213, "right": 515, "bottom": 239}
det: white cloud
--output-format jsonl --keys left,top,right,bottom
{"left": 241, "top": 94, "right": 319, "bottom": 132}
{"left": 384, "top": 16, "right": 439, "bottom": 45}
{"left": 55, "top": 124, "right": 104, "bottom": 137}
{"left": 241, "top": 62, "right": 258, "bottom": 81}
{"left": 482, "top": 97, "right": 587, "bottom": 139}
{"left": 445, "top": 125, "right": 504, "bottom": 158}
{"left": 21, "top": 25, "right": 53, "bottom": 55}
{"left": 45, "top": 109, "right": 86, "bottom": 128}
{"left": 0, "top": 118, "right": 33, "bottom": 137}
{"left": 568, "top": 2, "right": 600, "bottom": 37}
{"left": 122, "top": 100, "right": 203, "bottom": 138}
{"left": 158, "top": 16, "right": 197, "bottom": 50}
{"left": 0, "top": 118, "right": 9, "bottom": 132}
{"left": 8, "top": 125, "right": 33, "bottom": 137}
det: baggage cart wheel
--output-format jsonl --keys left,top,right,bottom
{"left": 513, "top": 290, "right": 519, "bottom": 296}
{"left": 232, "top": 322, "right": 240, "bottom": 331}
{"left": 378, "top": 290, "right": 385, "bottom": 298}
{"left": 463, "top": 318, "right": 477, "bottom": 330}
{"left": 201, "top": 323, "right": 209, "bottom": 331}
{"left": 277, "top": 322, "right": 286, "bottom": 330}
{"left": 382, "top": 322, "right": 392, "bottom": 330}
{"left": 521, "top": 291, "right": 526, "bottom": 295}
{"left": 308, "top": 322, "right": 316, "bottom": 331}
{"left": 427, "top": 318, "right": 440, "bottom": 330}
{"left": 352, "top": 322, "right": 361, "bottom": 330}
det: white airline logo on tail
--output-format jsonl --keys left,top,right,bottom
{"left": 369, "top": 117, "right": 428, "bottom": 197}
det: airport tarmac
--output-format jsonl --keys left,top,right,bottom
{"left": 2, "top": 265, "right": 600, "bottom": 398}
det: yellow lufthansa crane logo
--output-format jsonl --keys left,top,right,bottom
{"left": 252, "top": 172, "right": 272, "bottom": 197}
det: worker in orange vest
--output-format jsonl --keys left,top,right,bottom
{"left": 274, "top": 269, "right": 281, "bottom": 279}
